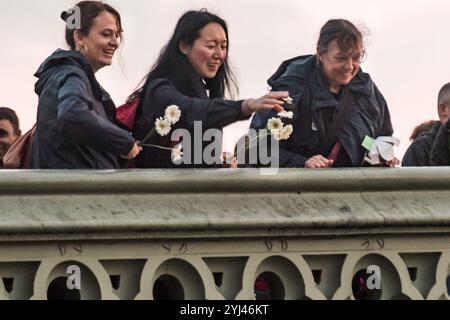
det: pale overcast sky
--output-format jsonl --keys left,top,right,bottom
{"left": 1, "top": 0, "right": 450, "bottom": 158}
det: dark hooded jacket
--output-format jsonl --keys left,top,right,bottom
{"left": 251, "top": 55, "right": 393, "bottom": 167}
{"left": 132, "top": 64, "right": 249, "bottom": 168}
{"left": 402, "top": 121, "right": 441, "bottom": 166}
{"left": 430, "top": 119, "right": 450, "bottom": 166}
{"left": 31, "top": 49, "right": 134, "bottom": 169}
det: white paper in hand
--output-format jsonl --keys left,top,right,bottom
{"left": 364, "top": 136, "right": 400, "bottom": 165}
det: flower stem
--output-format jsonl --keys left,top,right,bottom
{"left": 139, "top": 128, "right": 156, "bottom": 145}
{"left": 229, "top": 129, "right": 271, "bottom": 162}
{"left": 139, "top": 143, "right": 174, "bottom": 152}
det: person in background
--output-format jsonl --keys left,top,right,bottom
{"left": 31, "top": 1, "right": 140, "bottom": 169}
{"left": 251, "top": 19, "right": 396, "bottom": 168}
{"left": 0, "top": 107, "right": 21, "bottom": 168}
{"left": 403, "top": 83, "right": 450, "bottom": 166}
{"left": 429, "top": 83, "right": 450, "bottom": 166}
{"left": 409, "top": 120, "right": 439, "bottom": 142}
{"left": 128, "top": 9, "right": 288, "bottom": 168}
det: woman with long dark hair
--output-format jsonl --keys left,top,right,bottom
{"left": 31, "top": 1, "right": 141, "bottom": 169}
{"left": 129, "top": 9, "right": 288, "bottom": 168}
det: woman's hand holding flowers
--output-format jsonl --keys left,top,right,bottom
{"left": 242, "top": 91, "right": 290, "bottom": 116}
{"left": 121, "top": 142, "right": 142, "bottom": 160}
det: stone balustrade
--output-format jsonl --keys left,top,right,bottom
{"left": 0, "top": 168, "right": 449, "bottom": 300}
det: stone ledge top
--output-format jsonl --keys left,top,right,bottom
{"left": 0, "top": 168, "right": 450, "bottom": 240}
{"left": 0, "top": 168, "right": 450, "bottom": 194}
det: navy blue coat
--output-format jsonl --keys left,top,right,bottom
{"left": 251, "top": 55, "right": 393, "bottom": 167}
{"left": 31, "top": 50, "right": 134, "bottom": 169}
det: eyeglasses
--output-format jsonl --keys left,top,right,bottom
{"left": 332, "top": 51, "right": 367, "bottom": 64}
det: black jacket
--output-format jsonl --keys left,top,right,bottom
{"left": 31, "top": 50, "right": 134, "bottom": 169}
{"left": 430, "top": 119, "right": 450, "bottom": 166}
{"left": 402, "top": 121, "right": 441, "bottom": 166}
{"left": 251, "top": 55, "right": 393, "bottom": 167}
{"left": 133, "top": 71, "right": 249, "bottom": 168}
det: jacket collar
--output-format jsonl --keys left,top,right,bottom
{"left": 35, "top": 49, "right": 107, "bottom": 99}
{"left": 311, "top": 60, "right": 373, "bottom": 110}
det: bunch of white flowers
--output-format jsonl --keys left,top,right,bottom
{"left": 139, "top": 105, "right": 184, "bottom": 163}
{"left": 228, "top": 97, "right": 295, "bottom": 165}
{"left": 155, "top": 105, "right": 181, "bottom": 136}
{"left": 267, "top": 117, "right": 293, "bottom": 141}
{"left": 266, "top": 96, "right": 294, "bottom": 141}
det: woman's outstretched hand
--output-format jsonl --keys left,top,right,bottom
{"left": 242, "top": 91, "right": 290, "bottom": 115}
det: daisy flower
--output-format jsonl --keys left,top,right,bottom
{"left": 277, "top": 110, "right": 294, "bottom": 119}
{"left": 283, "top": 96, "right": 294, "bottom": 104}
{"left": 271, "top": 129, "right": 283, "bottom": 141}
{"left": 171, "top": 144, "right": 183, "bottom": 162}
{"left": 267, "top": 118, "right": 284, "bottom": 132}
{"left": 155, "top": 117, "right": 171, "bottom": 136}
{"left": 281, "top": 124, "right": 293, "bottom": 140}
{"left": 165, "top": 105, "right": 181, "bottom": 125}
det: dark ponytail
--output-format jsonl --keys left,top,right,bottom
{"left": 61, "top": 1, "right": 122, "bottom": 50}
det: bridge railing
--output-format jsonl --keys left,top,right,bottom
{"left": 0, "top": 168, "right": 449, "bottom": 300}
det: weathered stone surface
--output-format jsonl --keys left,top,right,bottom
{"left": 0, "top": 169, "right": 449, "bottom": 300}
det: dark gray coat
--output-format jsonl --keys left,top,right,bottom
{"left": 430, "top": 119, "right": 450, "bottom": 166}
{"left": 402, "top": 121, "right": 441, "bottom": 167}
{"left": 31, "top": 50, "right": 134, "bottom": 169}
{"left": 251, "top": 55, "right": 393, "bottom": 167}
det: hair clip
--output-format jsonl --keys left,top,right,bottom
{"left": 60, "top": 11, "right": 68, "bottom": 22}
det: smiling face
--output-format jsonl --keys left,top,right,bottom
{"left": 180, "top": 22, "right": 228, "bottom": 79}
{"left": 76, "top": 11, "right": 121, "bottom": 73}
{"left": 318, "top": 39, "right": 363, "bottom": 93}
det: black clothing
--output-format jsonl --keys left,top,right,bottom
{"left": 402, "top": 121, "right": 441, "bottom": 166}
{"left": 31, "top": 49, "right": 134, "bottom": 169}
{"left": 430, "top": 119, "right": 450, "bottom": 166}
{"left": 133, "top": 71, "right": 249, "bottom": 168}
{"left": 251, "top": 55, "right": 393, "bottom": 167}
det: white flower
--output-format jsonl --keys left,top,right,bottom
{"left": 171, "top": 144, "right": 183, "bottom": 162}
{"left": 277, "top": 110, "right": 294, "bottom": 119}
{"left": 283, "top": 96, "right": 294, "bottom": 105}
{"left": 165, "top": 105, "right": 181, "bottom": 125}
{"left": 271, "top": 129, "right": 283, "bottom": 141}
{"left": 155, "top": 117, "right": 171, "bottom": 136}
{"left": 267, "top": 118, "right": 284, "bottom": 132}
{"left": 280, "top": 124, "right": 293, "bottom": 140}
{"left": 269, "top": 124, "right": 293, "bottom": 141}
